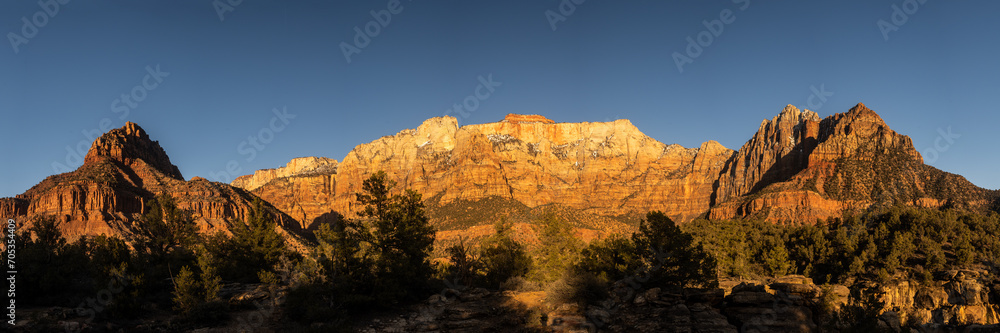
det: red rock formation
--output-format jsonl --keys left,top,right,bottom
{"left": 709, "top": 103, "right": 990, "bottom": 222}
{"left": 231, "top": 157, "right": 338, "bottom": 191}
{"left": 244, "top": 114, "right": 733, "bottom": 227}
{"left": 240, "top": 107, "right": 996, "bottom": 227}
{"left": 714, "top": 105, "right": 821, "bottom": 205}
{"left": 84, "top": 121, "right": 183, "bottom": 180}
{"left": 1, "top": 123, "right": 307, "bottom": 249}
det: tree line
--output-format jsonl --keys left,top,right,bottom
{"left": 12, "top": 170, "right": 1000, "bottom": 330}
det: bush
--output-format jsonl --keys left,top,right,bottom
{"left": 445, "top": 238, "right": 482, "bottom": 288}
{"left": 577, "top": 234, "right": 641, "bottom": 282}
{"left": 173, "top": 251, "right": 229, "bottom": 323}
{"left": 135, "top": 193, "right": 198, "bottom": 260}
{"left": 839, "top": 283, "right": 888, "bottom": 332}
{"left": 293, "top": 171, "right": 437, "bottom": 323}
{"left": 530, "top": 212, "right": 582, "bottom": 283}
{"left": 16, "top": 216, "right": 90, "bottom": 306}
{"left": 479, "top": 219, "right": 532, "bottom": 289}
{"left": 545, "top": 269, "right": 608, "bottom": 307}
{"left": 172, "top": 266, "right": 201, "bottom": 314}
{"left": 203, "top": 198, "right": 288, "bottom": 283}
{"left": 632, "top": 211, "right": 717, "bottom": 289}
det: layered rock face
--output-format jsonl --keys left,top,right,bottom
{"left": 84, "top": 121, "right": 184, "bottom": 180}
{"left": 240, "top": 103, "right": 996, "bottom": 227}
{"left": 714, "top": 105, "right": 822, "bottom": 205}
{"left": 231, "top": 157, "right": 338, "bottom": 191}
{"left": 709, "top": 103, "right": 992, "bottom": 222}
{"left": 246, "top": 114, "right": 733, "bottom": 228}
{"left": 1, "top": 122, "right": 305, "bottom": 247}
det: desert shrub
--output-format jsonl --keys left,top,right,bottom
{"left": 763, "top": 238, "right": 792, "bottom": 276}
{"left": 203, "top": 198, "right": 288, "bottom": 283}
{"left": 284, "top": 283, "right": 341, "bottom": 323}
{"left": 15, "top": 216, "right": 90, "bottom": 306}
{"left": 172, "top": 249, "right": 229, "bottom": 324}
{"left": 839, "top": 283, "right": 889, "bottom": 332}
{"left": 575, "top": 211, "right": 717, "bottom": 297}
{"left": 172, "top": 266, "right": 201, "bottom": 314}
{"left": 445, "top": 238, "right": 483, "bottom": 287}
{"left": 479, "top": 219, "right": 533, "bottom": 289}
{"left": 135, "top": 193, "right": 198, "bottom": 260}
{"left": 633, "top": 211, "right": 717, "bottom": 289}
{"left": 293, "top": 171, "right": 437, "bottom": 323}
{"left": 530, "top": 212, "right": 582, "bottom": 283}
{"left": 576, "top": 234, "right": 641, "bottom": 282}
{"left": 545, "top": 269, "right": 608, "bottom": 307}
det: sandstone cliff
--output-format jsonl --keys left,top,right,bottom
{"left": 238, "top": 104, "right": 997, "bottom": 230}
{"left": 231, "top": 156, "right": 338, "bottom": 191}
{"left": 243, "top": 113, "right": 733, "bottom": 232}
{"left": 1, "top": 122, "right": 306, "bottom": 249}
{"left": 709, "top": 103, "right": 994, "bottom": 222}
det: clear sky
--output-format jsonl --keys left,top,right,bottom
{"left": 2, "top": 1, "right": 999, "bottom": 198}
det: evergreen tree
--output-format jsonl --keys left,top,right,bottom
{"left": 136, "top": 193, "right": 197, "bottom": 260}
{"left": 353, "top": 171, "right": 436, "bottom": 301}
{"left": 632, "top": 211, "right": 717, "bottom": 288}
{"left": 530, "top": 212, "right": 582, "bottom": 283}
{"left": 479, "top": 219, "right": 533, "bottom": 288}
{"left": 172, "top": 266, "right": 200, "bottom": 314}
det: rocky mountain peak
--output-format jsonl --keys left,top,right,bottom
{"left": 775, "top": 105, "right": 821, "bottom": 125}
{"left": 841, "top": 102, "right": 887, "bottom": 127}
{"left": 83, "top": 121, "right": 183, "bottom": 180}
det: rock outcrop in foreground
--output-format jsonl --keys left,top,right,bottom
{"left": 0, "top": 122, "right": 306, "bottom": 248}
{"left": 237, "top": 103, "right": 995, "bottom": 230}
{"left": 356, "top": 271, "right": 1000, "bottom": 332}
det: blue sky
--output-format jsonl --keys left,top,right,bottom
{"left": 2, "top": 0, "right": 999, "bottom": 198}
